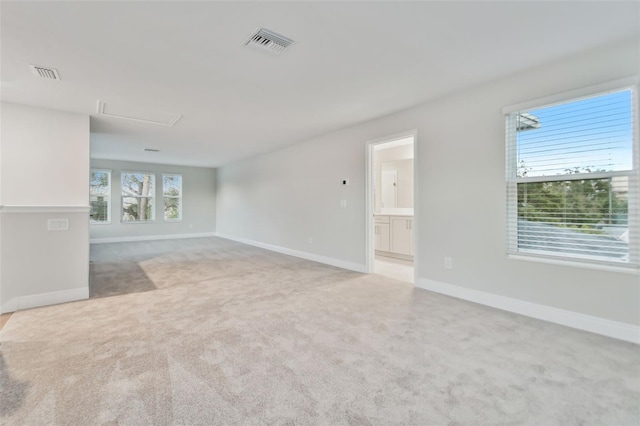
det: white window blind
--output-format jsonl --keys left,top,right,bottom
{"left": 506, "top": 86, "right": 638, "bottom": 268}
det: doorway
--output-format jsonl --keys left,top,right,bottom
{"left": 366, "top": 132, "right": 416, "bottom": 283}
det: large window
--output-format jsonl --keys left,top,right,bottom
{"left": 163, "top": 174, "right": 182, "bottom": 221}
{"left": 121, "top": 172, "right": 155, "bottom": 222}
{"left": 506, "top": 85, "right": 638, "bottom": 268}
{"left": 90, "top": 169, "right": 111, "bottom": 224}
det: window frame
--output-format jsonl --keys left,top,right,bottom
{"left": 89, "top": 168, "right": 112, "bottom": 225}
{"left": 162, "top": 173, "right": 183, "bottom": 222}
{"left": 504, "top": 77, "right": 639, "bottom": 271}
{"left": 120, "top": 171, "right": 156, "bottom": 223}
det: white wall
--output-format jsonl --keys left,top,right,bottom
{"left": 0, "top": 103, "right": 90, "bottom": 313}
{"left": 217, "top": 134, "right": 365, "bottom": 264}
{"left": 216, "top": 39, "right": 640, "bottom": 329}
{"left": 89, "top": 159, "right": 216, "bottom": 240}
{"left": 1, "top": 103, "right": 89, "bottom": 206}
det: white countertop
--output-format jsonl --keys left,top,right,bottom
{"left": 376, "top": 208, "right": 414, "bottom": 216}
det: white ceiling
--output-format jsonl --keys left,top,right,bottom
{"left": 2, "top": 1, "right": 638, "bottom": 168}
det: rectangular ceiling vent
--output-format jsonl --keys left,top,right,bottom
{"left": 29, "top": 65, "right": 61, "bottom": 80}
{"left": 245, "top": 27, "right": 293, "bottom": 54}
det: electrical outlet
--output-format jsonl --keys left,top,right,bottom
{"left": 444, "top": 257, "right": 453, "bottom": 269}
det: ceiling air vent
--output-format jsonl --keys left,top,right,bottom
{"left": 245, "top": 27, "right": 293, "bottom": 54}
{"left": 29, "top": 65, "right": 61, "bottom": 80}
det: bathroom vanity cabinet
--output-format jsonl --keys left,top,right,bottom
{"left": 374, "top": 215, "right": 413, "bottom": 260}
{"left": 374, "top": 215, "right": 391, "bottom": 252}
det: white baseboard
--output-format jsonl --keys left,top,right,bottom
{"left": 1, "top": 286, "right": 89, "bottom": 314}
{"left": 90, "top": 232, "right": 217, "bottom": 244}
{"left": 215, "top": 233, "right": 367, "bottom": 273}
{"left": 417, "top": 278, "right": 640, "bottom": 344}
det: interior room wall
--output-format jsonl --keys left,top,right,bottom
{"left": 89, "top": 159, "right": 216, "bottom": 240}
{"left": 2, "top": 104, "right": 89, "bottom": 206}
{"left": 216, "top": 39, "right": 640, "bottom": 328}
{"left": 0, "top": 102, "right": 90, "bottom": 313}
{"left": 216, "top": 133, "right": 365, "bottom": 269}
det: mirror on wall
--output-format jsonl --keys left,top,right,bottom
{"left": 381, "top": 168, "right": 397, "bottom": 208}
{"left": 373, "top": 138, "right": 414, "bottom": 214}
{"left": 380, "top": 159, "right": 413, "bottom": 209}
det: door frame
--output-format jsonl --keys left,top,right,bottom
{"left": 365, "top": 129, "right": 418, "bottom": 284}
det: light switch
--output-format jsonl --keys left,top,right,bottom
{"left": 48, "top": 218, "right": 69, "bottom": 231}
{"left": 340, "top": 200, "right": 347, "bottom": 208}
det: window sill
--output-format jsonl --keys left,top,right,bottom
{"left": 164, "top": 219, "right": 183, "bottom": 223}
{"left": 121, "top": 220, "right": 156, "bottom": 224}
{"left": 508, "top": 253, "right": 639, "bottom": 274}
{"left": 90, "top": 221, "right": 111, "bottom": 225}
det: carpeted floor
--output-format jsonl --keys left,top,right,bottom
{"left": 1, "top": 237, "right": 638, "bottom": 425}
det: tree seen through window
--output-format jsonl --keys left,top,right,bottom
{"left": 121, "top": 172, "right": 155, "bottom": 222}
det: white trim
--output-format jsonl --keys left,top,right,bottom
{"left": 1, "top": 286, "right": 89, "bottom": 314}
{"left": 97, "top": 99, "right": 182, "bottom": 126}
{"left": 502, "top": 75, "right": 639, "bottom": 114}
{"left": 508, "top": 253, "right": 639, "bottom": 274}
{"left": 630, "top": 82, "right": 640, "bottom": 270}
{"left": 0, "top": 205, "right": 90, "bottom": 213}
{"left": 121, "top": 220, "right": 157, "bottom": 225}
{"left": 216, "top": 233, "right": 367, "bottom": 273}
{"left": 90, "top": 232, "right": 217, "bottom": 244}
{"left": 412, "top": 136, "right": 419, "bottom": 286}
{"left": 364, "top": 129, "right": 418, "bottom": 275}
{"left": 365, "top": 142, "right": 375, "bottom": 273}
{"left": 416, "top": 278, "right": 640, "bottom": 344}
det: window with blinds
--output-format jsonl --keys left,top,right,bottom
{"left": 90, "top": 169, "right": 111, "bottom": 224}
{"left": 505, "top": 85, "right": 638, "bottom": 268}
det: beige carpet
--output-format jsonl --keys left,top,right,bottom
{"left": 1, "top": 237, "right": 638, "bottom": 425}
